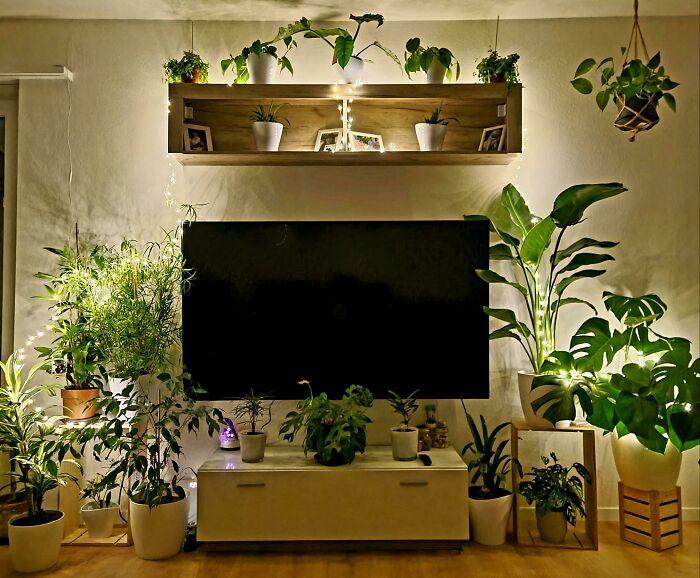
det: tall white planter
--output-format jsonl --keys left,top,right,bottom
{"left": 239, "top": 431, "right": 267, "bottom": 463}
{"left": 611, "top": 430, "right": 682, "bottom": 491}
{"left": 415, "top": 123, "right": 447, "bottom": 151}
{"left": 391, "top": 427, "right": 418, "bottom": 461}
{"left": 333, "top": 56, "right": 364, "bottom": 84}
{"left": 130, "top": 494, "right": 189, "bottom": 560}
{"left": 468, "top": 492, "right": 512, "bottom": 546}
{"left": 8, "top": 511, "right": 64, "bottom": 573}
{"left": 425, "top": 60, "right": 447, "bottom": 84}
{"left": 252, "top": 122, "right": 284, "bottom": 151}
{"left": 81, "top": 502, "right": 119, "bottom": 539}
{"left": 246, "top": 52, "right": 277, "bottom": 84}
{"left": 517, "top": 371, "right": 556, "bottom": 428}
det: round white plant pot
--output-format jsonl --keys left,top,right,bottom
{"left": 129, "top": 493, "right": 189, "bottom": 560}
{"left": 517, "top": 371, "right": 557, "bottom": 428}
{"left": 240, "top": 431, "right": 267, "bottom": 463}
{"left": 246, "top": 52, "right": 277, "bottom": 84}
{"left": 425, "top": 60, "right": 447, "bottom": 84}
{"left": 333, "top": 56, "right": 364, "bottom": 84}
{"left": 415, "top": 123, "right": 447, "bottom": 151}
{"left": 81, "top": 502, "right": 119, "bottom": 539}
{"left": 8, "top": 511, "right": 64, "bottom": 573}
{"left": 391, "top": 427, "right": 418, "bottom": 461}
{"left": 252, "top": 121, "right": 284, "bottom": 152}
{"left": 468, "top": 492, "right": 512, "bottom": 546}
{"left": 611, "top": 429, "right": 682, "bottom": 491}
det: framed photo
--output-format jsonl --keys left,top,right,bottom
{"left": 348, "top": 131, "right": 384, "bottom": 152}
{"left": 315, "top": 128, "right": 343, "bottom": 152}
{"left": 183, "top": 123, "right": 213, "bottom": 152}
{"left": 478, "top": 124, "right": 506, "bottom": 152}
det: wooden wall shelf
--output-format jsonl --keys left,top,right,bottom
{"left": 168, "top": 83, "right": 522, "bottom": 167}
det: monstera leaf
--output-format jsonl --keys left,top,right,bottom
{"left": 668, "top": 403, "right": 700, "bottom": 452}
{"left": 603, "top": 292, "right": 667, "bottom": 326}
{"left": 652, "top": 338, "right": 700, "bottom": 404}
{"left": 569, "top": 317, "right": 618, "bottom": 372}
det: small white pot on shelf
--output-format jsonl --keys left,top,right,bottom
{"left": 425, "top": 60, "right": 447, "bottom": 84}
{"left": 252, "top": 122, "right": 284, "bottom": 151}
{"left": 415, "top": 123, "right": 447, "bottom": 151}
{"left": 239, "top": 431, "right": 268, "bottom": 463}
{"left": 246, "top": 53, "right": 277, "bottom": 84}
{"left": 81, "top": 502, "right": 120, "bottom": 539}
{"left": 391, "top": 427, "right": 418, "bottom": 461}
{"left": 333, "top": 56, "right": 364, "bottom": 84}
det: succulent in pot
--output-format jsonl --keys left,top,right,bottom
{"left": 404, "top": 38, "right": 460, "bottom": 83}
{"left": 80, "top": 473, "right": 121, "bottom": 539}
{"left": 250, "top": 102, "right": 290, "bottom": 152}
{"left": 164, "top": 51, "right": 210, "bottom": 84}
{"left": 475, "top": 49, "right": 520, "bottom": 91}
{"left": 386, "top": 389, "right": 420, "bottom": 461}
{"left": 232, "top": 389, "right": 274, "bottom": 463}
{"left": 415, "top": 105, "right": 458, "bottom": 151}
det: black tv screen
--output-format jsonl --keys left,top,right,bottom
{"left": 182, "top": 221, "right": 489, "bottom": 400}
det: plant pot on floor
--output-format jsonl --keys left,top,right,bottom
{"left": 611, "top": 429, "right": 682, "bottom": 491}
{"left": 333, "top": 56, "right": 364, "bottom": 84}
{"left": 61, "top": 387, "right": 100, "bottom": 420}
{"left": 81, "top": 502, "right": 120, "bottom": 539}
{"left": 467, "top": 488, "right": 512, "bottom": 546}
{"left": 130, "top": 494, "right": 189, "bottom": 560}
{"left": 239, "top": 431, "right": 267, "bottom": 463}
{"left": 415, "top": 123, "right": 447, "bottom": 151}
{"left": 252, "top": 122, "right": 284, "bottom": 151}
{"left": 425, "top": 60, "right": 447, "bottom": 84}
{"left": 0, "top": 494, "right": 28, "bottom": 541}
{"left": 8, "top": 510, "right": 64, "bottom": 573}
{"left": 246, "top": 53, "right": 277, "bottom": 84}
{"left": 536, "top": 507, "right": 567, "bottom": 543}
{"left": 180, "top": 69, "right": 201, "bottom": 83}
{"left": 391, "top": 427, "right": 418, "bottom": 461}
{"left": 517, "top": 371, "right": 557, "bottom": 428}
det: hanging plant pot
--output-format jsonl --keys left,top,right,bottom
{"left": 613, "top": 94, "right": 659, "bottom": 140}
{"left": 180, "top": 68, "right": 201, "bottom": 83}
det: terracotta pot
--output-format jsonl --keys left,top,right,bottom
{"left": 8, "top": 511, "right": 64, "bottom": 572}
{"left": 239, "top": 431, "right": 267, "bottom": 463}
{"left": 0, "top": 494, "right": 28, "bottom": 540}
{"left": 489, "top": 73, "right": 505, "bottom": 83}
{"left": 130, "top": 494, "right": 189, "bottom": 560}
{"left": 61, "top": 388, "right": 100, "bottom": 420}
{"left": 611, "top": 430, "right": 682, "bottom": 491}
{"left": 391, "top": 427, "right": 418, "bottom": 461}
{"left": 180, "top": 68, "right": 200, "bottom": 83}
{"left": 536, "top": 507, "right": 567, "bottom": 543}
{"left": 467, "top": 488, "right": 513, "bottom": 545}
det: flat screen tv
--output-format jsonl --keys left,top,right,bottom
{"left": 182, "top": 220, "right": 489, "bottom": 400}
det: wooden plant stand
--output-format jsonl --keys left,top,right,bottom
{"left": 618, "top": 483, "right": 682, "bottom": 551}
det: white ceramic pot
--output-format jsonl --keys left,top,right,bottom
{"left": 246, "top": 52, "right": 277, "bottom": 84}
{"left": 611, "top": 430, "right": 682, "bottom": 491}
{"left": 81, "top": 502, "right": 119, "bottom": 539}
{"left": 517, "top": 371, "right": 557, "bottom": 428}
{"left": 252, "top": 121, "right": 284, "bottom": 152}
{"left": 391, "top": 427, "right": 418, "bottom": 461}
{"left": 129, "top": 494, "right": 189, "bottom": 560}
{"left": 415, "top": 123, "right": 447, "bottom": 151}
{"left": 425, "top": 60, "right": 447, "bottom": 84}
{"left": 555, "top": 420, "right": 572, "bottom": 429}
{"left": 8, "top": 511, "right": 64, "bottom": 573}
{"left": 240, "top": 431, "right": 267, "bottom": 463}
{"left": 333, "top": 56, "right": 364, "bottom": 84}
{"left": 468, "top": 492, "right": 512, "bottom": 546}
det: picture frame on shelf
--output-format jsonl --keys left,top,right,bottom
{"left": 348, "top": 131, "right": 384, "bottom": 152}
{"left": 315, "top": 128, "right": 344, "bottom": 152}
{"left": 183, "top": 123, "right": 213, "bottom": 152}
{"left": 478, "top": 124, "right": 506, "bottom": 151}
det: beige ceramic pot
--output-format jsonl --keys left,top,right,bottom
{"left": 61, "top": 387, "right": 100, "bottom": 420}
{"left": 129, "top": 493, "right": 189, "bottom": 560}
{"left": 8, "top": 510, "right": 64, "bottom": 572}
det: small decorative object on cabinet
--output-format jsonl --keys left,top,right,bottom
{"left": 404, "top": 38, "right": 460, "bottom": 83}
{"left": 80, "top": 474, "right": 121, "bottom": 540}
{"left": 219, "top": 418, "right": 240, "bottom": 450}
{"left": 183, "top": 123, "right": 213, "bottom": 152}
{"left": 315, "top": 128, "right": 344, "bottom": 152}
{"left": 387, "top": 389, "right": 420, "bottom": 461}
{"left": 478, "top": 124, "right": 506, "bottom": 151}
{"left": 465, "top": 181, "right": 625, "bottom": 426}
{"left": 415, "top": 106, "right": 457, "bottom": 151}
{"left": 618, "top": 483, "right": 682, "bottom": 551}
{"left": 250, "top": 102, "right": 289, "bottom": 152}
{"left": 164, "top": 51, "right": 209, "bottom": 84}
{"left": 510, "top": 421, "right": 598, "bottom": 549}
{"left": 347, "top": 130, "right": 383, "bottom": 152}
{"left": 233, "top": 389, "right": 274, "bottom": 463}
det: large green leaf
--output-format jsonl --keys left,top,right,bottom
{"left": 484, "top": 307, "right": 531, "bottom": 337}
{"left": 615, "top": 391, "right": 659, "bottom": 439}
{"left": 569, "top": 317, "right": 616, "bottom": 372}
{"left": 334, "top": 36, "right": 355, "bottom": 68}
{"left": 350, "top": 13, "right": 384, "bottom": 26}
{"left": 501, "top": 184, "right": 537, "bottom": 237}
{"left": 571, "top": 78, "right": 593, "bottom": 94}
{"left": 555, "top": 269, "right": 605, "bottom": 295}
{"left": 668, "top": 404, "right": 700, "bottom": 452}
{"left": 557, "top": 252, "right": 614, "bottom": 274}
{"left": 550, "top": 183, "right": 627, "bottom": 228}
{"left": 652, "top": 339, "right": 700, "bottom": 404}
{"left": 574, "top": 58, "right": 597, "bottom": 78}
{"left": 531, "top": 360, "right": 582, "bottom": 425}
{"left": 551, "top": 297, "right": 598, "bottom": 315}
{"left": 612, "top": 363, "right": 653, "bottom": 394}
{"left": 489, "top": 243, "right": 514, "bottom": 261}
{"left": 602, "top": 292, "right": 667, "bottom": 326}
{"left": 476, "top": 269, "right": 527, "bottom": 296}
{"left": 586, "top": 380, "right": 619, "bottom": 431}
{"left": 520, "top": 217, "right": 555, "bottom": 268}
{"left": 553, "top": 238, "right": 618, "bottom": 265}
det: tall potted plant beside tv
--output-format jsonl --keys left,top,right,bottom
{"left": 233, "top": 389, "right": 274, "bottom": 463}
{"left": 464, "top": 182, "right": 626, "bottom": 426}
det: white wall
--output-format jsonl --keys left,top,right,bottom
{"left": 0, "top": 16, "right": 698, "bottom": 518}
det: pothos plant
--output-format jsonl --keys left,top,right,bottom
{"left": 164, "top": 51, "right": 209, "bottom": 83}
{"left": 465, "top": 182, "right": 626, "bottom": 374}
{"left": 404, "top": 38, "right": 460, "bottom": 80}
{"left": 386, "top": 389, "right": 419, "bottom": 431}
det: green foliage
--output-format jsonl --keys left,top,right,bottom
{"left": 475, "top": 49, "right": 520, "bottom": 91}
{"left": 404, "top": 38, "right": 460, "bottom": 80}
{"left": 518, "top": 453, "right": 590, "bottom": 526}
{"left": 571, "top": 51, "right": 678, "bottom": 112}
{"left": 249, "top": 102, "right": 290, "bottom": 126}
{"left": 164, "top": 51, "right": 209, "bottom": 83}
{"left": 81, "top": 473, "right": 119, "bottom": 509}
{"left": 466, "top": 182, "right": 625, "bottom": 373}
{"left": 279, "top": 382, "right": 373, "bottom": 466}
{"left": 386, "top": 389, "right": 419, "bottom": 429}
{"left": 233, "top": 389, "right": 273, "bottom": 434}
{"left": 460, "top": 405, "right": 521, "bottom": 499}
{"left": 422, "top": 105, "right": 458, "bottom": 125}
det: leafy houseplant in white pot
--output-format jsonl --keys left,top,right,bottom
{"left": 80, "top": 473, "right": 121, "bottom": 539}
{"left": 386, "top": 389, "right": 420, "bottom": 461}
{"left": 465, "top": 182, "right": 626, "bottom": 427}
{"left": 233, "top": 389, "right": 274, "bottom": 463}
{"left": 250, "top": 103, "right": 289, "bottom": 152}
{"left": 415, "top": 106, "right": 457, "bottom": 152}
{"left": 404, "top": 38, "right": 460, "bottom": 84}
{"left": 461, "top": 408, "right": 521, "bottom": 546}
{"left": 518, "top": 453, "right": 590, "bottom": 544}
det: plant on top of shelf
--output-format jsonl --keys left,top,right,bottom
{"left": 164, "top": 51, "right": 209, "bottom": 84}
{"left": 387, "top": 389, "right": 420, "bottom": 462}
{"left": 415, "top": 105, "right": 458, "bottom": 152}
{"left": 475, "top": 49, "right": 520, "bottom": 91}
{"left": 250, "top": 102, "right": 290, "bottom": 152}
{"left": 404, "top": 38, "right": 460, "bottom": 83}
{"left": 422, "top": 105, "right": 458, "bottom": 125}
{"left": 233, "top": 389, "right": 274, "bottom": 463}
{"left": 387, "top": 389, "right": 419, "bottom": 431}
{"left": 279, "top": 381, "right": 374, "bottom": 466}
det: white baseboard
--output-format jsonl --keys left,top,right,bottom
{"left": 598, "top": 506, "right": 699, "bottom": 521}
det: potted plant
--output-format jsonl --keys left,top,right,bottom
{"left": 532, "top": 292, "right": 699, "bottom": 491}
{"left": 164, "top": 51, "right": 210, "bottom": 84}
{"left": 280, "top": 381, "right": 373, "bottom": 466}
{"left": 302, "top": 14, "right": 401, "bottom": 84}
{"left": 461, "top": 407, "right": 521, "bottom": 546}
{"left": 386, "top": 389, "right": 420, "bottom": 461}
{"left": 571, "top": 50, "right": 678, "bottom": 140}
{"left": 404, "top": 38, "right": 460, "bottom": 83}
{"left": 517, "top": 452, "right": 590, "bottom": 544}
{"left": 415, "top": 105, "right": 458, "bottom": 151}
{"left": 233, "top": 389, "right": 274, "bottom": 463}
{"left": 80, "top": 473, "right": 120, "bottom": 539}
{"left": 475, "top": 49, "right": 520, "bottom": 92}
{"left": 464, "top": 182, "right": 626, "bottom": 426}
{"left": 250, "top": 103, "right": 289, "bottom": 152}
{"left": 0, "top": 353, "right": 78, "bottom": 573}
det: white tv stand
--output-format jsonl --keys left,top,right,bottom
{"left": 197, "top": 445, "right": 469, "bottom": 550}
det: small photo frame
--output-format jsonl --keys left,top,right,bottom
{"left": 315, "top": 128, "right": 344, "bottom": 152}
{"left": 478, "top": 125, "right": 506, "bottom": 152}
{"left": 183, "top": 123, "right": 213, "bottom": 152}
{"left": 348, "top": 131, "right": 384, "bottom": 152}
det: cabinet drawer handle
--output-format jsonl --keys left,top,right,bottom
{"left": 400, "top": 480, "right": 428, "bottom": 486}
{"left": 237, "top": 482, "right": 266, "bottom": 488}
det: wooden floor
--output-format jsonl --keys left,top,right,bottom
{"left": 0, "top": 523, "right": 697, "bottom": 578}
